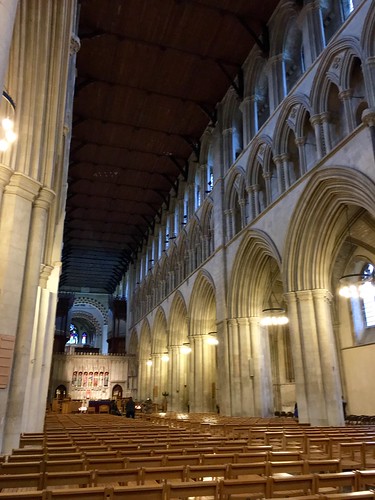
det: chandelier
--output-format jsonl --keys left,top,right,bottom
{"left": 180, "top": 343, "right": 192, "bottom": 354}
{"left": 338, "top": 265, "right": 375, "bottom": 299}
{"left": 0, "top": 90, "right": 17, "bottom": 152}
{"left": 206, "top": 331, "right": 219, "bottom": 345}
{"left": 260, "top": 257, "right": 289, "bottom": 326}
{"left": 338, "top": 207, "right": 375, "bottom": 298}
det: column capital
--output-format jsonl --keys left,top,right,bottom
{"left": 338, "top": 88, "right": 352, "bottom": 101}
{"left": 312, "top": 288, "right": 333, "bottom": 303}
{"left": 0, "top": 163, "right": 13, "bottom": 186}
{"left": 39, "top": 264, "right": 54, "bottom": 288}
{"left": 5, "top": 172, "right": 41, "bottom": 202}
{"left": 70, "top": 33, "right": 81, "bottom": 55}
{"left": 362, "top": 108, "right": 375, "bottom": 128}
{"left": 310, "top": 114, "right": 322, "bottom": 126}
{"left": 295, "top": 136, "right": 306, "bottom": 146}
{"left": 34, "top": 187, "right": 55, "bottom": 210}
{"left": 222, "top": 127, "right": 233, "bottom": 137}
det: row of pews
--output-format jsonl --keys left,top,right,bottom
{"left": 1, "top": 413, "right": 375, "bottom": 499}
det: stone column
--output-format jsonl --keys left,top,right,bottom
{"left": 302, "top": 1, "right": 325, "bottom": 66}
{"left": 2, "top": 187, "right": 54, "bottom": 452}
{"left": 320, "top": 112, "right": 332, "bottom": 153}
{"left": 252, "top": 185, "right": 260, "bottom": 217}
{"left": 222, "top": 128, "right": 233, "bottom": 170}
{"left": 0, "top": 173, "right": 40, "bottom": 452}
{"left": 362, "top": 108, "right": 375, "bottom": 159}
{"left": 239, "top": 96, "right": 253, "bottom": 146}
{"left": 0, "top": 0, "right": 18, "bottom": 96}
{"left": 281, "top": 154, "right": 290, "bottom": 190}
{"left": 249, "top": 317, "right": 274, "bottom": 417}
{"left": 268, "top": 55, "right": 286, "bottom": 112}
{"left": 224, "top": 209, "right": 233, "bottom": 242}
{"left": 273, "top": 155, "right": 284, "bottom": 194}
{"left": 239, "top": 199, "right": 246, "bottom": 228}
{"left": 363, "top": 57, "right": 375, "bottom": 109}
{"left": 0, "top": 164, "right": 12, "bottom": 208}
{"left": 339, "top": 89, "right": 355, "bottom": 135}
{"left": 312, "top": 289, "right": 344, "bottom": 425}
{"left": 310, "top": 115, "right": 324, "bottom": 159}
{"left": 263, "top": 172, "right": 271, "bottom": 206}
{"left": 285, "top": 289, "right": 343, "bottom": 426}
{"left": 295, "top": 137, "right": 306, "bottom": 175}
{"left": 190, "top": 335, "right": 204, "bottom": 412}
{"left": 245, "top": 186, "right": 255, "bottom": 222}
{"left": 227, "top": 319, "right": 242, "bottom": 415}
{"left": 237, "top": 318, "right": 255, "bottom": 416}
{"left": 285, "top": 292, "right": 309, "bottom": 423}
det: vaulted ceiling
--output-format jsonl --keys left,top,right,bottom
{"left": 60, "top": 0, "right": 279, "bottom": 294}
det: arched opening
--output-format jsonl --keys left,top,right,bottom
{"left": 112, "top": 384, "right": 123, "bottom": 400}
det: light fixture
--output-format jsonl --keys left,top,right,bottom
{"left": 338, "top": 207, "right": 375, "bottom": 298}
{"left": 339, "top": 265, "right": 375, "bottom": 299}
{"left": 180, "top": 343, "right": 192, "bottom": 354}
{"left": 206, "top": 331, "right": 219, "bottom": 345}
{"left": 260, "top": 257, "right": 289, "bottom": 326}
{"left": 161, "top": 352, "right": 170, "bottom": 362}
{"left": 146, "top": 357, "right": 153, "bottom": 367}
{"left": 0, "top": 90, "right": 16, "bottom": 152}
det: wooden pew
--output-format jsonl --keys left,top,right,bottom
{"left": 268, "top": 474, "right": 315, "bottom": 498}
{"left": 112, "top": 484, "right": 166, "bottom": 499}
{"left": 93, "top": 468, "right": 142, "bottom": 486}
{"left": 141, "top": 465, "right": 186, "bottom": 485}
{"left": 219, "top": 477, "right": 268, "bottom": 500}
{"left": 0, "top": 472, "right": 43, "bottom": 491}
{"left": 166, "top": 480, "right": 219, "bottom": 499}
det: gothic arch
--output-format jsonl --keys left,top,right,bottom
{"left": 310, "top": 37, "right": 363, "bottom": 112}
{"left": 188, "top": 270, "right": 217, "bottom": 335}
{"left": 228, "top": 229, "right": 282, "bottom": 318}
{"left": 152, "top": 307, "right": 168, "bottom": 353}
{"left": 284, "top": 167, "right": 375, "bottom": 292}
{"left": 73, "top": 296, "right": 108, "bottom": 325}
{"left": 168, "top": 291, "right": 188, "bottom": 346}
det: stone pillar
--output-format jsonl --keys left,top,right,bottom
{"left": 285, "top": 292, "right": 309, "bottom": 423}
{"left": 190, "top": 335, "right": 204, "bottom": 412}
{"left": 239, "top": 96, "right": 253, "bottom": 146}
{"left": 0, "top": 0, "right": 18, "bottom": 96}
{"left": 222, "top": 128, "right": 233, "bottom": 170}
{"left": 245, "top": 186, "right": 255, "bottom": 222}
{"left": 339, "top": 89, "right": 355, "bottom": 135}
{"left": 310, "top": 115, "right": 324, "bottom": 159}
{"left": 269, "top": 55, "right": 286, "bottom": 112}
{"left": 227, "top": 319, "right": 242, "bottom": 416}
{"left": 363, "top": 57, "right": 375, "bottom": 109}
{"left": 249, "top": 317, "right": 274, "bottom": 417}
{"left": 0, "top": 173, "right": 40, "bottom": 452}
{"left": 151, "top": 353, "right": 161, "bottom": 403}
{"left": 224, "top": 209, "right": 233, "bottom": 242}
{"left": 239, "top": 199, "right": 246, "bottom": 228}
{"left": 320, "top": 112, "right": 332, "bottom": 153}
{"left": 281, "top": 154, "right": 290, "bottom": 190}
{"left": 312, "top": 289, "right": 344, "bottom": 425}
{"left": 2, "top": 187, "right": 54, "bottom": 452}
{"left": 273, "top": 155, "right": 284, "bottom": 194}
{"left": 302, "top": 1, "right": 325, "bottom": 66}
{"left": 263, "top": 172, "right": 271, "bottom": 206}
{"left": 237, "top": 318, "right": 255, "bottom": 416}
{"left": 0, "top": 164, "right": 12, "bottom": 208}
{"left": 295, "top": 137, "right": 306, "bottom": 175}
{"left": 252, "top": 185, "right": 260, "bottom": 217}
{"left": 362, "top": 108, "right": 375, "bottom": 159}
{"left": 285, "top": 289, "right": 344, "bottom": 426}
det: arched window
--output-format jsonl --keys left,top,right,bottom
{"left": 82, "top": 332, "right": 87, "bottom": 345}
{"left": 321, "top": 0, "right": 354, "bottom": 44}
{"left": 361, "top": 264, "right": 375, "bottom": 328}
{"left": 67, "top": 324, "right": 78, "bottom": 344}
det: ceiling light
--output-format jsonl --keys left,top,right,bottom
{"left": 180, "top": 343, "right": 192, "bottom": 354}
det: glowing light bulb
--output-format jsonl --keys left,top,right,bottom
{"left": 0, "top": 139, "right": 9, "bottom": 151}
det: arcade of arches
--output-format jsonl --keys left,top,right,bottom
{"left": 0, "top": 0, "right": 375, "bottom": 455}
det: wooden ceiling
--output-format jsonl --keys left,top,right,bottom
{"left": 60, "top": 0, "right": 279, "bottom": 294}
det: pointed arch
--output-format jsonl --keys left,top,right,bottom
{"left": 284, "top": 167, "right": 375, "bottom": 292}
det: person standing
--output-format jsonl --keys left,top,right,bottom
{"left": 125, "top": 396, "right": 136, "bottom": 418}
